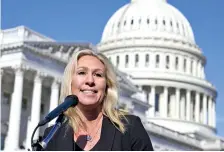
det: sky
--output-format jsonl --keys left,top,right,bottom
{"left": 2, "top": 0, "right": 224, "bottom": 137}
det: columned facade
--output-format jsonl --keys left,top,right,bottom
{"left": 4, "top": 67, "right": 24, "bottom": 150}
{"left": 2, "top": 66, "right": 62, "bottom": 150}
{"left": 139, "top": 85, "right": 215, "bottom": 126}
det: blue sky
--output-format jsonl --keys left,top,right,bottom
{"left": 2, "top": 0, "right": 224, "bottom": 137}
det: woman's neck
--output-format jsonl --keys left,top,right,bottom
{"left": 77, "top": 105, "right": 103, "bottom": 126}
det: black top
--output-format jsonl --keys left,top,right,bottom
{"left": 43, "top": 115, "right": 154, "bottom": 151}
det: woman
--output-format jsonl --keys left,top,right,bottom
{"left": 43, "top": 49, "right": 154, "bottom": 151}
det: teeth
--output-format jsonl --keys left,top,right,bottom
{"left": 82, "top": 90, "right": 95, "bottom": 94}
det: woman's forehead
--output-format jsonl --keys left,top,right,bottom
{"left": 76, "top": 55, "right": 105, "bottom": 71}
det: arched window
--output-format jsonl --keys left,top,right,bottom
{"left": 175, "top": 57, "right": 179, "bottom": 70}
{"left": 116, "top": 56, "right": 120, "bottom": 67}
{"left": 131, "top": 19, "right": 134, "bottom": 25}
{"left": 156, "top": 54, "right": 160, "bottom": 68}
{"left": 147, "top": 18, "right": 150, "bottom": 24}
{"left": 166, "top": 55, "right": 170, "bottom": 69}
{"left": 135, "top": 54, "right": 139, "bottom": 67}
{"left": 145, "top": 54, "right": 149, "bottom": 67}
{"left": 125, "top": 55, "right": 129, "bottom": 68}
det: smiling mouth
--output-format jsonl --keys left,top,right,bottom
{"left": 80, "top": 90, "right": 98, "bottom": 94}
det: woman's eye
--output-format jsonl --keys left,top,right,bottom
{"left": 95, "top": 73, "right": 103, "bottom": 77}
{"left": 77, "top": 71, "right": 86, "bottom": 75}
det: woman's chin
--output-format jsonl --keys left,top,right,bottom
{"left": 78, "top": 101, "right": 100, "bottom": 108}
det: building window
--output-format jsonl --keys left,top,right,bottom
{"left": 145, "top": 54, "right": 149, "bottom": 67}
{"left": 183, "top": 59, "right": 187, "bottom": 72}
{"left": 1, "top": 134, "right": 6, "bottom": 150}
{"left": 163, "top": 20, "right": 166, "bottom": 25}
{"left": 190, "top": 60, "right": 193, "bottom": 74}
{"left": 176, "top": 22, "right": 180, "bottom": 33}
{"left": 131, "top": 19, "right": 134, "bottom": 25}
{"left": 168, "top": 94, "right": 171, "bottom": 116}
{"left": 22, "top": 98, "right": 28, "bottom": 110}
{"left": 2, "top": 92, "right": 11, "bottom": 105}
{"left": 156, "top": 54, "right": 159, "bottom": 68}
{"left": 117, "top": 22, "right": 120, "bottom": 28}
{"left": 155, "top": 94, "right": 159, "bottom": 112}
{"left": 175, "top": 57, "right": 179, "bottom": 70}
{"left": 41, "top": 103, "right": 45, "bottom": 114}
{"left": 116, "top": 56, "right": 120, "bottom": 67}
{"left": 147, "top": 18, "right": 150, "bottom": 24}
{"left": 166, "top": 55, "right": 170, "bottom": 69}
{"left": 135, "top": 54, "right": 139, "bottom": 67}
{"left": 124, "top": 20, "right": 126, "bottom": 26}
{"left": 170, "top": 21, "right": 173, "bottom": 26}
{"left": 125, "top": 55, "right": 129, "bottom": 68}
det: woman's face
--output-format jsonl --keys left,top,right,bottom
{"left": 71, "top": 55, "right": 107, "bottom": 109}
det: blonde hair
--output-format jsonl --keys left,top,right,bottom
{"left": 60, "top": 49, "right": 127, "bottom": 133}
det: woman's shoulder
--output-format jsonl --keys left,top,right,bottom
{"left": 120, "top": 114, "right": 144, "bottom": 129}
{"left": 121, "top": 114, "right": 142, "bottom": 123}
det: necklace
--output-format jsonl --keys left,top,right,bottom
{"left": 85, "top": 115, "right": 103, "bottom": 142}
{"left": 75, "top": 114, "right": 103, "bottom": 142}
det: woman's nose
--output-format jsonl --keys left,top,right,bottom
{"left": 85, "top": 74, "right": 95, "bottom": 86}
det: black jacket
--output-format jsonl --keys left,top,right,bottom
{"left": 43, "top": 115, "right": 154, "bottom": 151}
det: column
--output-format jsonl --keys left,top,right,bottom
{"left": 203, "top": 94, "right": 207, "bottom": 124}
{"left": 197, "top": 61, "right": 201, "bottom": 78}
{"left": 175, "top": 88, "right": 180, "bottom": 119}
{"left": 202, "top": 66, "right": 205, "bottom": 79}
{"left": 48, "top": 78, "right": 60, "bottom": 126}
{"left": 139, "top": 53, "right": 144, "bottom": 68}
{"left": 170, "top": 94, "right": 176, "bottom": 117}
{"left": 162, "top": 87, "right": 168, "bottom": 117}
{"left": 195, "top": 92, "right": 200, "bottom": 122}
{"left": 208, "top": 96, "right": 213, "bottom": 126}
{"left": 148, "top": 86, "right": 155, "bottom": 117}
{"left": 170, "top": 54, "right": 175, "bottom": 72}
{"left": 180, "top": 95, "right": 185, "bottom": 119}
{"left": 212, "top": 99, "right": 216, "bottom": 128}
{"left": 193, "top": 60, "right": 197, "bottom": 76}
{"left": 179, "top": 56, "right": 183, "bottom": 73}
{"left": 186, "top": 90, "right": 191, "bottom": 121}
{"left": 0, "top": 69, "right": 3, "bottom": 104}
{"left": 26, "top": 72, "right": 43, "bottom": 149}
{"left": 186, "top": 59, "right": 191, "bottom": 74}
{"left": 150, "top": 53, "right": 155, "bottom": 69}
{"left": 4, "top": 68, "right": 24, "bottom": 150}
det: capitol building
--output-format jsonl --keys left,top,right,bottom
{"left": 1, "top": 0, "right": 224, "bottom": 150}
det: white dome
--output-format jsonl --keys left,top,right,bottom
{"left": 101, "top": 0, "right": 195, "bottom": 44}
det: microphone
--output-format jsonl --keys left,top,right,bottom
{"left": 38, "top": 95, "right": 79, "bottom": 126}
{"left": 39, "top": 114, "right": 67, "bottom": 149}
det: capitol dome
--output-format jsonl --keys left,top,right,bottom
{"left": 101, "top": 0, "right": 195, "bottom": 45}
{"left": 98, "top": 0, "right": 217, "bottom": 137}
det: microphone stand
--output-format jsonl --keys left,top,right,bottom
{"left": 31, "top": 114, "right": 66, "bottom": 151}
